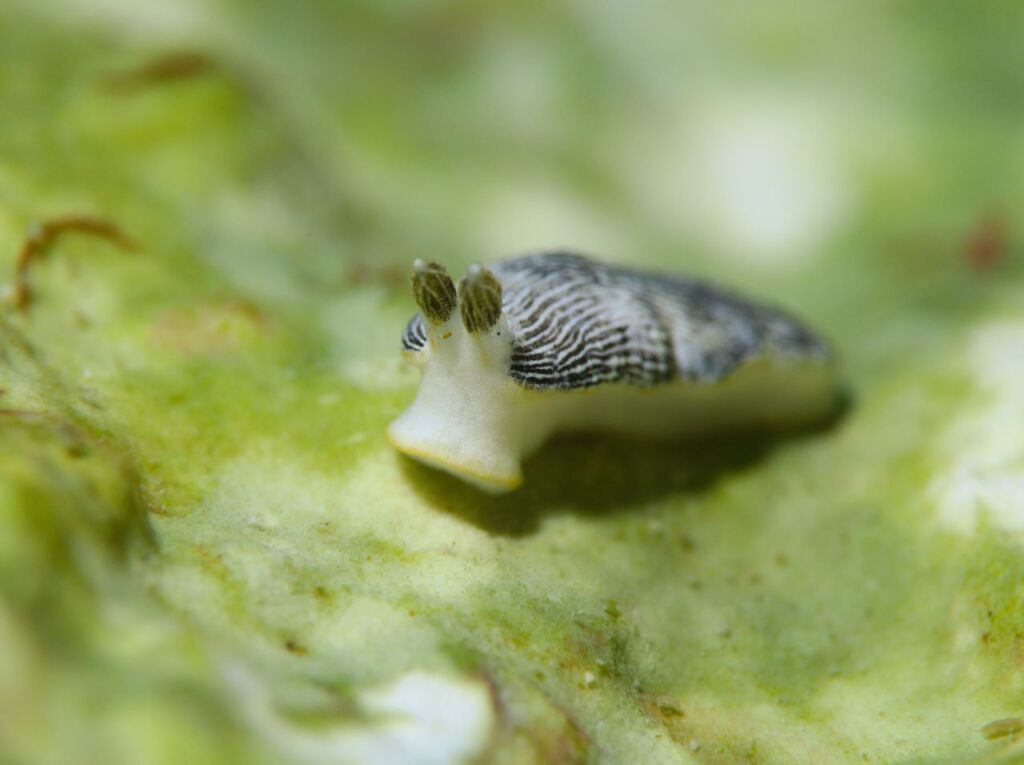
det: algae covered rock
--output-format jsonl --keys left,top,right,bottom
{"left": 2, "top": 2, "right": 1024, "bottom": 763}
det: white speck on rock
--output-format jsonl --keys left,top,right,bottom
{"left": 931, "top": 318, "right": 1024, "bottom": 535}
{"left": 226, "top": 665, "right": 495, "bottom": 765}
{"left": 340, "top": 432, "right": 369, "bottom": 446}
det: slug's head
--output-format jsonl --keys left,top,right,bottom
{"left": 389, "top": 260, "right": 524, "bottom": 492}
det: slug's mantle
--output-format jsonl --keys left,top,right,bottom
{"left": 387, "top": 252, "right": 838, "bottom": 492}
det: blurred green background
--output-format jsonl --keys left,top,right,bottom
{"left": 2, "top": 1, "right": 1024, "bottom": 764}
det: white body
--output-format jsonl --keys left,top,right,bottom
{"left": 387, "top": 313, "right": 836, "bottom": 492}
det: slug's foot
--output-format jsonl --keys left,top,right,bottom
{"left": 387, "top": 425, "right": 524, "bottom": 494}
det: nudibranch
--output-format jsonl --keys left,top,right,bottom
{"left": 387, "top": 252, "right": 838, "bottom": 493}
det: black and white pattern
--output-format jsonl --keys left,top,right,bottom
{"left": 401, "top": 313, "right": 428, "bottom": 353}
{"left": 401, "top": 252, "right": 830, "bottom": 390}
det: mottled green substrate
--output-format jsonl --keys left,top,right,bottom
{"left": 2, "top": 2, "right": 1024, "bottom": 764}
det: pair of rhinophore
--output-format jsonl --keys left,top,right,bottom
{"left": 412, "top": 259, "right": 503, "bottom": 336}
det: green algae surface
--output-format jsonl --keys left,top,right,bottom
{"left": 3, "top": 3, "right": 1024, "bottom": 764}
